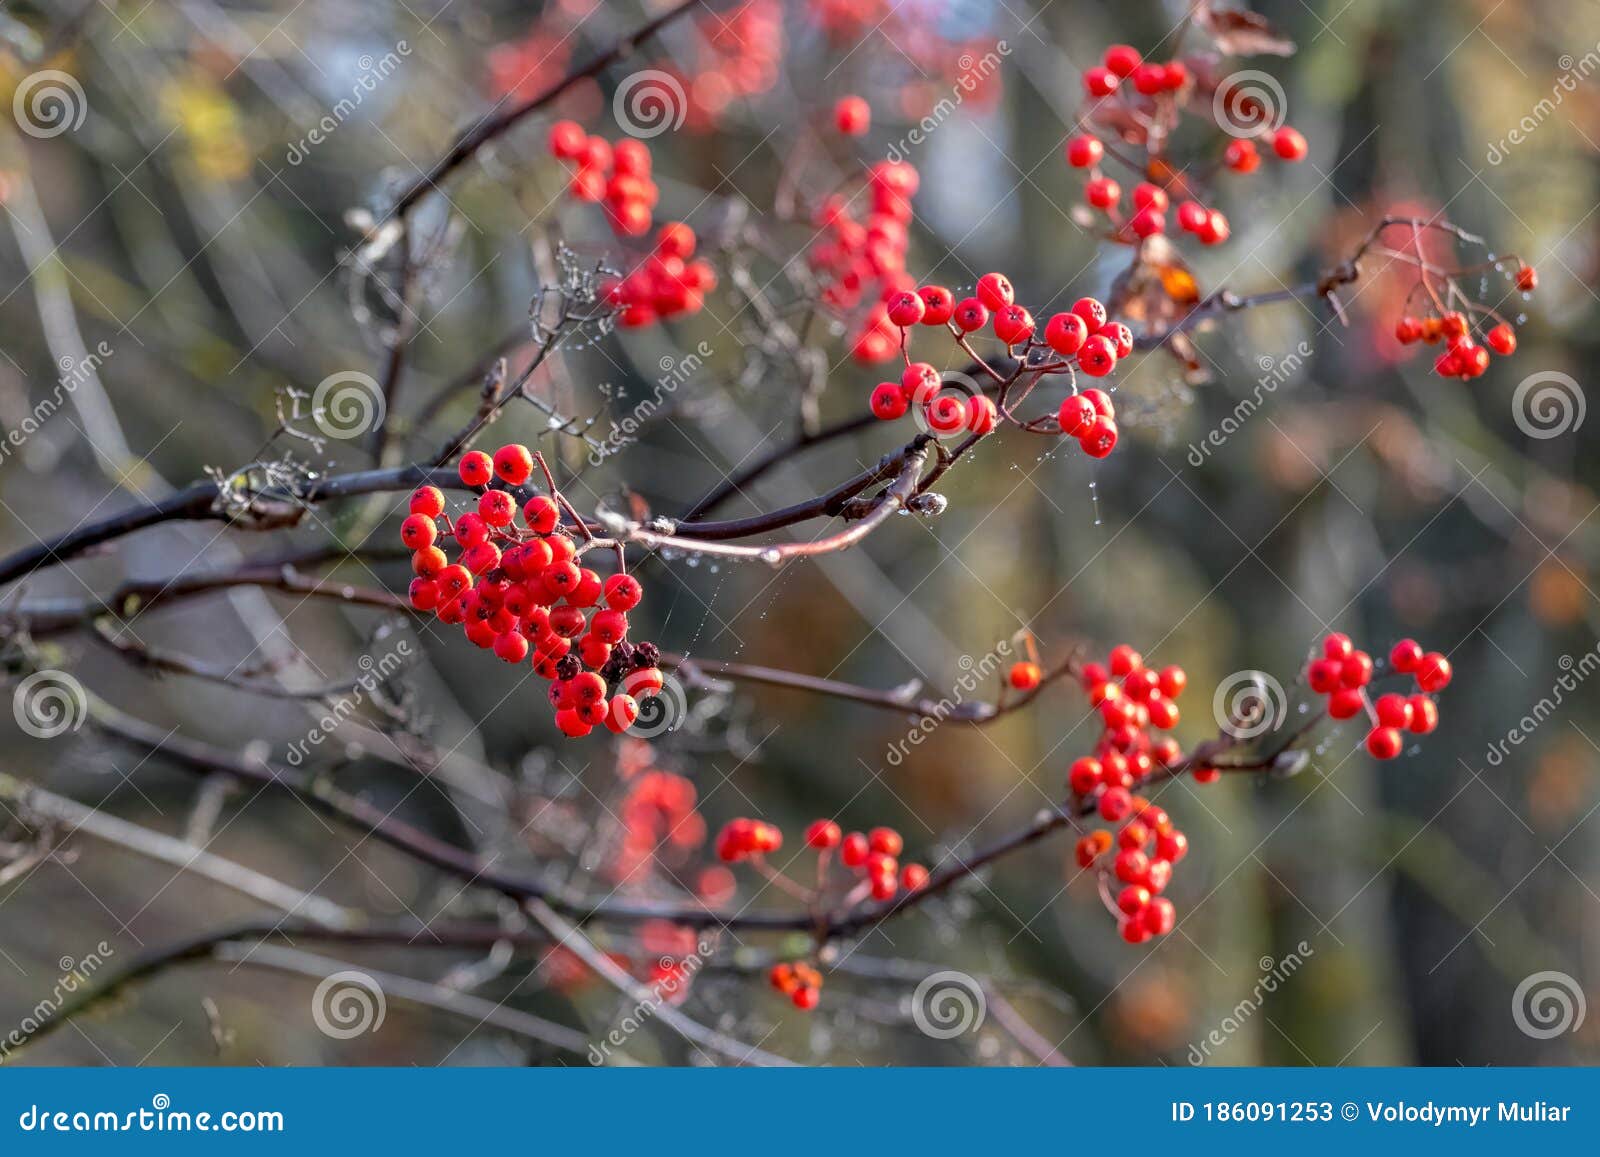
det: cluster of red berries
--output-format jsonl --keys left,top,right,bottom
{"left": 1394, "top": 267, "right": 1534, "bottom": 380}
{"left": 598, "top": 220, "right": 717, "bottom": 329}
{"left": 769, "top": 961, "right": 824, "bottom": 1010}
{"left": 610, "top": 768, "right": 705, "bottom": 883}
{"left": 1073, "top": 795, "right": 1186, "bottom": 945}
{"left": 1306, "top": 633, "right": 1447, "bottom": 760}
{"left": 1069, "top": 44, "right": 1305, "bottom": 252}
{"left": 865, "top": 277, "right": 1125, "bottom": 457}
{"left": 806, "top": 160, "right": 919, "bottom": 331}
{"left": 664, "top": 0, "right": 783, "bottom": 131}
{"left": 547, "top": 120, "right": 659, "bottom": 236}
{"left": 1070, "top": 644, "right": 1190, "bottom": 800}
{"left": 402, "top": 444, "right": 666, "bottom": 739}
{"left": 815, "top": 820, "right": 929, "bottom": 899}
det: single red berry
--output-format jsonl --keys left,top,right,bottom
{"left": 1103, "top": 44, "right": 1141, "bottom": 77}
{"left": 1114, "top": 848, "right": 1150, "bottom": 885}
{"left": 952, "top": 297, "right": 989, "bottom": 332}
{"left": 458, "top": 451, "right": 493, "bottom": 488}
{"left": 1044, "top": 311, "right": 1088, "bottom": 356}
{"left": 1515, "top": 267, "right": 1537, "bottom": 292}
{"left": 917, "top": 285, "right": 955, "bottom": 325}
{"left": 833, "top": 95, "right": 870, "bottom": 136}
{"left": 1117, "top": 884, "right": 1152, "bottom": 915}
{"left": 1323, "top": 632, "right": 1354, "bottom": 660}
{"left": 992, "top": 303, "right": 1035, "bottom": 345}
{"left": 523, "top": 495, "right": 560, "bottom": 534}
{"left": 792, "top": 985, "right": 821, "bottom": 1011}
{"left": 966, "top": 395, "right": 998, "bottom": 435}
{"left": 604, "top": 573, "right": 643, "bottom": 611}
{"left": 1142, "top": 897, "right": 1176, "bottom": 936}
{"left": 1071, "top": 297, "right": 1108, "bottom": 332}
{"left": 1272, "top": 126, "right": 1308, "bottom": 161}
{"left": 1407, "top": 696, "right": 1439, "bottom": 734}
{"left": 1374, "top": 693, "right": 1413, "bottom": 729}
{"left": 478, "top": 488, "right": 516, "bottom": 527}
{"left": 1084, "top": 177, "right": 1120, "bottom": 210}
{"left": 1132, "top": 183, "right": 1169, "bottom": 213}
{"left": 1389, "top": 638, "right": 1423, "bottom": 673}
{"left": 1327, "top": 688, "right": 1364, "bottom": 720}
{"left": 868, "top": 827, "right": 903, "bottom": 857}
{"left": 840, "top": 831, "right": 869, "bottom": 868}
{"left": 975, "top": 272, "right": 1015, "bottom": 311}
{"left": 400, "top": 514, "right": 437, "bottom": 550}
{"left": 1099, "top": 785, "right": 1133, "bottom": 822}
{"left": 871, "top": 381, "right": 909, "bottom": 420}
{"left": 1415, "top": 653, "right": 1452, "bottom": 692}
{"left": 1077, "top": 334, "right": 1117, "bottom": 377}
{"left": 1340, "top": 651, "right": 1374, "bottom": 688}
{"left": 1486, "top": 324, "right": 1517, "bottom": 356}
{"left": 1068, "top": 756, "right": 1103, "bottom": 795}
{"left": 1066, "top": 135, "right": 1104, "bottom": 168}
{"left": 805, "top": 819, "right": 842, "bottom": 849}
{"left": 493, "top": 443, "right": 534, "bottom": 486}
{"left": 1365, "top": 727, "right": 1404, "bottom": 760}
{"left": 1009, "top": 661, "right": 1042, "bottom": 691}
{"left": 924, "top": 394, "right": 967, "bottom": 434}
{"left": 1129, "top": 206, "right": 1166, "bottom": 238}
{"left": 547, "top": 119, "right": 587, "bottom": 160}
{"left": 1083, "top": 66, "right": 1119, "bottom": 97}
{"left": 901, "top": 863, "right": 929, "bottom": 890}
{"left": 886, "top": 289, "right": 926, "bottom": 327}
{"left": 1177, "top": 200, "right": 1209, "bottom": 233}
{"left": 1080, "top": 415, "right": 1118, "bottom": 458}
{"left": 1103, "top": 322, "right": 1134, "bottom": 359}
{"left": 1224, "top": 138, "right": 1260, "bottom": 173}
{"left": 409, "top": 485, "right": 445, "bottom": 518}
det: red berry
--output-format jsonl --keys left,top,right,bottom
{"left": 1103, "top": 44, "right": 1141, "bottom": 77}
{"left": 458, "top": 451, "right": 493, "bottom": 488}
{"left": 400, "top": 514, "right": 437, "bottom": 550}
{"left": 886, "top": 289, "right": 925, "bottom": 327}
{"left": 1071, "top": 297, "right": 1108, "bottom": 332}
{"left": 1114, "top": 848, "right": 1150, "bottom": 885}
{"left": 901, "top": 863, "right": 929, "bottom": 890}
{"left": 493, "top": 443, "right": 533, "bottom": 486}
{"left": 1389, "top": 638, "right": 1423, "bottom": 673}
{"left": 917, "top": 285, "right": 955, "bottom": 325}
{"left": 478, "top": 489, "right": 516, "bottom": 527}
{"left": 1057, "top": 395, "right": 1096, "bottom": 438}
{"left": 1066, "top": 135, "right": 1104, "bottom": 168}
{"left": 1077, "top": 334, "right": 1117, "bottom": 377}
{"left": 409, "top": 485, "right": 445, "bottom": 518}
{"left": 604, "top": 573, "right": 643, "bottom": 611}
{"left": 1068, "top": 756, "right": 1103, "bottom": 795}
{"left": 1084, "top": 177, "right": 1120, "bottom": 210}
{"left": 1323, "top": 632, "right": 1354, "bottom": 660}
{"left": 1044, "top": 311, "right": 1088, "bottom": 356}
{"left": 966, "top": 395, "right": 998, "bottom": 435}
{"left": 1486, "top": 324, "right": 1516, "bottom": 356}
{"left": 870, "top": 381, "right": 909, "bottom": 420}
{"left": 805, "top": 819, "right": 842, "bottom": 849}
{"left": 523, "top": 495, "right": 560, "bottom": 534}
{"left": 1415, "top": 653, "right": 1452, "bottom": 692}
{"left": 1366, "top": 727, "right": 1403, "bottom": 760}
{"left": 1408, "top": 696, "right": 1439, "bottom": 734}
{"left": 952, "top": 297, "right": 989, "bottom": 332}
{"left": 1224, "top": 138, "right": 1260, "bottom": 173}
{"left": 1515, "top": 267, "right": 1537, "bottom": 292}
{"left": 547, "top": 120, "right": 586, "bottom": 160}
{"left": 1272, "top": 126, "right": 1308, "bottom": 161}
{"left": 1099, "top": 786, "right": 1133, "bottom": 822}
{"left": 1080, "top": 415, "right": 1118, "bottom": 458}
{"left": 1117, "top": 884, "right": 1151, "bottom": 915}
{"left": 1374, "top": 693, "right": 1413, "bottom": 729}
{"left": 833, "top": 95, "right": 870, "bottom": 136}
{"left": 868, "top": 827, "right": 903, "bottom": 857}
{"left": 975, "top": 272, "right": 1015, "bottom": 311}
{"left": 1142, "top": 897, "right": 1176, "bottom": 936}
{"left": 841, "top": 832, "right": 869, "bottom": 867}
{"left": 1177, "top": 200, "right": 1209, "bottom": 233}
{"left": 1083, "top": 66, "right": 1119, "bottom": 97}
{"left": 992, "top": 303, "right": 1035, "bottom": 345}
{"left": 1395, "top": 316, "right": 1423, "bottom": 344}
{"left": 1327, "top": 688, "right": 1364, "bottom": 720}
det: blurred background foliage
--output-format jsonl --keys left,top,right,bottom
{"left": 0, "top": 0, "right": 1597, "bottom": 1065}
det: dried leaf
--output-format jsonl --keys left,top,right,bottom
{"left": 1106, "top": 236, "right": 1207, "bottom": 375}
{"left": 1193, "top": 2, "right": 1297, "bottom": 57}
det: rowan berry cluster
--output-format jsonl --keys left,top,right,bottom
{"left": 1306, "top": 633, "right": 1447, "bottom": 760}
{"left": 599, "top": 221, "right": 718, "bottom": 329}
{"left": 664, "top": 0, "right": 784, "bottom": 131}
{"left": 402, "top": 444, "right": 665, "bottom": 739}
{"left": 1073, "top": 797, "right": 1186, "bottom": 945}
{"left": 806, "top": 158, "right": 919, "bottom": 333}
{"left": 866, "top": 276, "right": 1126, "bottom": 456}
{"left": 1394, "top": 264, "right": 1535, "bottom": 380}
{"left": 1067, "top": 42, "right": 1305, "bottom": 252}
{"left": 547, "top": 120, "right": 659, "bottom": 236}
{"left": 769, "top": 961, "right": 823, "bottom": 1010}
{"left": 610, "top": 768, "right": 705, "bottom": 883}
